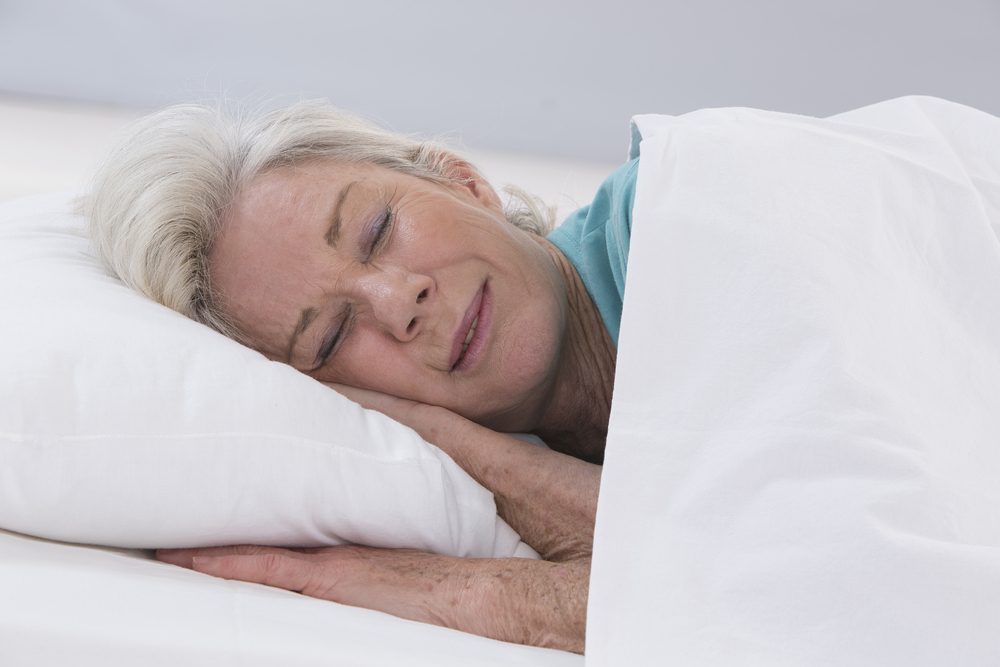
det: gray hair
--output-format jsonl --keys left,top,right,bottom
{"left": 83, "top": 100, "right": 553, "bottom": 342}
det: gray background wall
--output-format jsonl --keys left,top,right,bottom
{"left": 1, "top": 0, "right": 998, "bottom": 161}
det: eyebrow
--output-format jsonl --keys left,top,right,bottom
{"left": 285, "top": 307, "right": 318, "bottom": 365}
{"left": 325, "top": 180, "right": 359, "bottom": 247}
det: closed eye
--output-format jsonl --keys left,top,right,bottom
{"left": 364, "top": 204, "right": 394, "bottom": 263}
{"left": 315, "top": 309, "right": 353, "bottom": 368}
{"left": 317, "top": 195, "right": 395, "bottom": 367}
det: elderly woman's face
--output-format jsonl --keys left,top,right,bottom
{"left": 210, "top": 160, "right": 567, "bottom": 429}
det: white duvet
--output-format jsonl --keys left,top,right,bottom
{"left": 588, "top": 96, "right": 1000, "bottom": 665}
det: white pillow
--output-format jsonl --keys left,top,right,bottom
{"left": 0, "top": 191, "right": 530, "bottom": 559}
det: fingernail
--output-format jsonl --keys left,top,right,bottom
{"left": 192, "top": 556, "right": 214, "bottom": 566}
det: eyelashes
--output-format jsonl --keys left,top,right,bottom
{"left": 364, "top": 205, "right": 394, "bottom": 263}
{"left": 316, "top": 309, "right": 350, "bottom": 367}
{"left": 318, "top": 200, "right": 396, "bottom": 367}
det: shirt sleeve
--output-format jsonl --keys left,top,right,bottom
{"left": 545, "top": 158, "right": 637, "bottom": 348}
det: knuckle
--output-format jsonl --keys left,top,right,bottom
{"left": 235, "top": 544, "right": 265, "bottom": 556}
{"left": 256, "top": 552, "right": 292, "bottom": 579}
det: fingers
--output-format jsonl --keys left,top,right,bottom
{"left": 189, "top": 551, "right": 317, "bottom": 594}
{"left": 156, "top": 545, "right": 296, "bottom": 568}
{"left": 157, "top": 544, "right": 439, "bottom": 614}
{"left": 157, "top": 546, "right": 329, "bottom": 597}
{"left": 323, "top": 383, "right": 447, "bottom": 434}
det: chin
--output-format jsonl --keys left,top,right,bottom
{"left": 472, "top": 315, "right": 564, "bottom": 433}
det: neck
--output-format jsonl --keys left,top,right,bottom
{"left": 530, "top": 237, "right": 617, "bottom": 464}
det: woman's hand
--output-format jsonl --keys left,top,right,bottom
{"left": 156, "top": 545, "right": 589, "bottom": 653}
{"left": 329, "top": 383, "right": 601, "bottom": 562}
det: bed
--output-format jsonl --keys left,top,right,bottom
{"left": 2, "top": 94, "right": 1000, "bottom": 665}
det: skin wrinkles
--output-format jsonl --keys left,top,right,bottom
{"left": 210, "top": 160, "right": 578, "bottom": 432}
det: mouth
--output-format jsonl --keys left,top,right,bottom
{"left": 450, "top": 281, "right": 491, "bottom": 372}
{"left": 459, "top": 314, "right": 480, "bottom": 362}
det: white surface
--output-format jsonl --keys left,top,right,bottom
{"left": 0, "top": 95, "right": 140, "bottom": 202}
{"left": 0, "top": 528, "right": 581, "bottom": 667}
{"left": 589, "top": 97, "right": 1000, "bottom": 665}
{"left": 1, "top": 1, "right": 999, "bottom": 160}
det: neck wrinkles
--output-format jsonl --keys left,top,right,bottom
{"left": 530, "top": 237, "right": 616, "bottom": 464}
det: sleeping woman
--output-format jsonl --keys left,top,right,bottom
{"left": 85, "top": 101, "right": 634, "bottom": 654}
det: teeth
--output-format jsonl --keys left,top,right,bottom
{"left": 464, "top": 316, "right": 479, "bottom": 346}
{"left": 460, "top": 315, "right": 479, "bottom": 358}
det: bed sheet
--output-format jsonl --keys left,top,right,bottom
{"left": 0, "top": 528, "right": 582, "bottom": 666}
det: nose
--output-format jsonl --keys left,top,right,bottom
{"left": 357, "top": 268, "right": 434, "bottom": 342}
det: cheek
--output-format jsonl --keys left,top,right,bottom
{"left": 319, "top": 334, "right": 420, "bottom": 397}
{"left": 499, "top": 292, "right": 564, "bottom": 383}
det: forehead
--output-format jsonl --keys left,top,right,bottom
{"left": 208, "top": 162, "right": 372, "bottom": 351}
{"left": 214, "top": 161, "right": 383, "bottom": 264}
{"left": 232, "top": 161, "right": 379, "bottom": 227}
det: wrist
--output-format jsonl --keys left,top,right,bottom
{"left": 452, "top": 558, "right": 589, "bottom": 654}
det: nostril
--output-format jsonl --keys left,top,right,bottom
{"left": 407, "top": 318, "right": 417, "bottom": 334}
{"left": 417, "top": 289, "right": 428, "bottom": 302}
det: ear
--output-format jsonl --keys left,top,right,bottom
{"left": 442, "top": 157, "right": 504, "bottom": 215}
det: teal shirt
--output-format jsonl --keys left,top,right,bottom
{"left": 546, "top": 158, "right": 638, "bottom": 347}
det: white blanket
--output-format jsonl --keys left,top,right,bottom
{"left": 588, "top": 97, "right": 1000, "bottom": 665}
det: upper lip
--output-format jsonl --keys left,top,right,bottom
{"left": 449, "top": 284, "right": 484, "bottom": 369}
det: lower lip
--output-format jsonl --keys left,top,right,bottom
{"left": 453, "top": 281, "right": 493, "bottom": 372}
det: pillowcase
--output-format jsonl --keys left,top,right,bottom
{"left": 0, "top": 191, "right": 530, "bottom": 559}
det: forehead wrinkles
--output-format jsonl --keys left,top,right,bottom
{"left": 210, "top": 168, "right": 339, "bottom": 361}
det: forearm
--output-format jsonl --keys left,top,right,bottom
{"left": 413, "top": 407, "right": 600, "bottom": 562}
{"left": 160, "top": 546, "right": 590, "bottom": 654}
{"left": 366, "top": 553, "right": 590, "bottom": 653}
{"left": 455, "top": 557, "right": 590, "bottom": 653}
